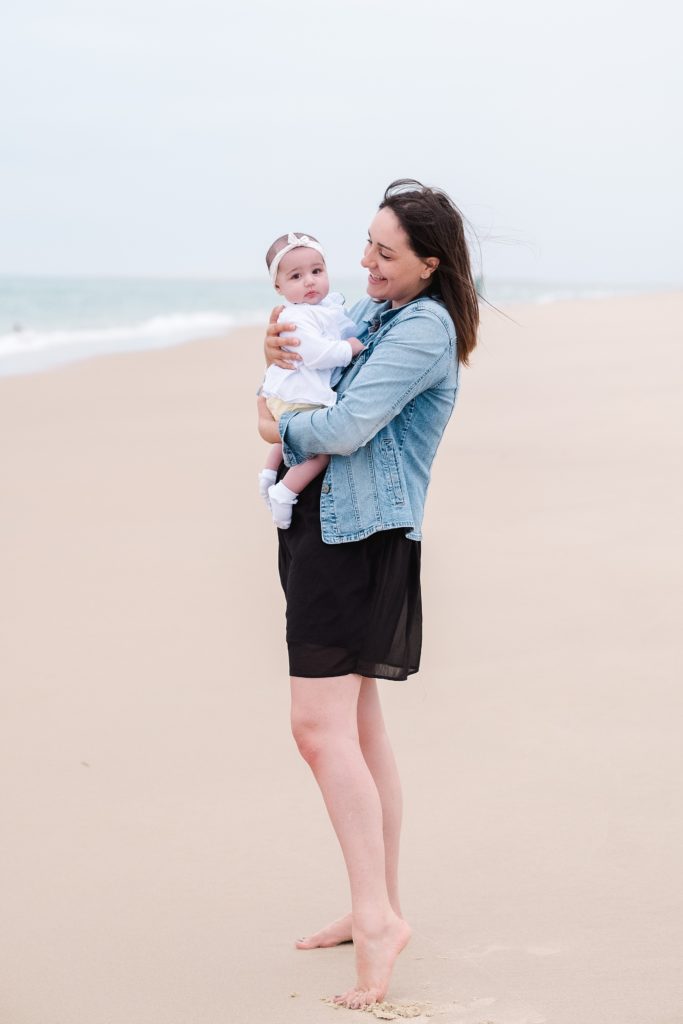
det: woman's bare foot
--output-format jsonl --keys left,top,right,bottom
{"left": 332, "top": 912, "right": 411, "bottom": 1010}
{"left": 295, "top": 912, "right": 353, "bottom": 949}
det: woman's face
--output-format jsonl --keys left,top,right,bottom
{"left": 361, "top": 207, "right": 438, "bottom": 309}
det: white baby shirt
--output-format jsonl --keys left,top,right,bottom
{"left": 262, "top": 293, "right": 358, "bottom": 408}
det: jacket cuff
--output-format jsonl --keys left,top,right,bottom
{"left": 278, "top": 409, "right": 308, "bottom": 467}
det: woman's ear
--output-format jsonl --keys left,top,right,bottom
{"left": 421, "top": 257, "right": 440, "bottom": 280}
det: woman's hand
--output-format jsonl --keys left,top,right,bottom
{"left": 257, "top": 394, "right": 281, "bottom": 444}
{"left": 265, "top": 305, "right": 302, "bottom": 369}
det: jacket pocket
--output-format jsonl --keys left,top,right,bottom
{"left": 379, "top": 437, "right": 406, "bottom": 506}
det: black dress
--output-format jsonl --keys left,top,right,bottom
{"left": 277, "top": 464, "right": 422, "bottom": 681}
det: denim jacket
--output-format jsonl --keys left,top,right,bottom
{"left": 279, "top": 293, "right": 460, "bottom": 543}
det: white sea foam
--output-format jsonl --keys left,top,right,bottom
{"left": 0, "top": 274, "right": 669, "bottom": 378}
{"left": 0, "top": 309, "right": 267, "bottom": 377}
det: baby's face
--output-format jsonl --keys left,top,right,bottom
{"left": 275, "top": 247, "right": 330, "bottom": 305}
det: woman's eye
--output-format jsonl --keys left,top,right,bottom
{"left": 379, "top": 252, "right": 391, "bottom": 260}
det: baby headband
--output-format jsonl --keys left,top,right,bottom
{"left": 269, "top": 232, "right": 326, "bottom": 286}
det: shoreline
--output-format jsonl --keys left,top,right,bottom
{"left": 0, "top": 286, "right": 679, "bottom": 380}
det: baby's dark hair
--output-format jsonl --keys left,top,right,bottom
{"left": 265, "top": 232, "right": 321, "bottom": 271}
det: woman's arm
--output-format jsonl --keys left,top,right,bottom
{"left": 278, "top": 311, "right": 454, "bottom": 466}
{"left": 258, "top": 306, "right": 299, "bottom": 441}
{"left": 264, "top": 306, "right": 301, "bottom": 370}
{"left": 257, "top": 308, "right": 364, "bottom": 443}
{"left": 257, "top": 395, "right": 280, "bottom": 444}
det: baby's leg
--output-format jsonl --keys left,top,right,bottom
{"left": 282, "top": 454, "right": 330, "bottom": 493}
{"left": 268, "top": 455, "right": 330, "bottom": 530}
{"left": 265, "top": 442, "right": 284, "bottom": 472}
{"left": 258, "top": 443, "right": 284, "bottom": 510}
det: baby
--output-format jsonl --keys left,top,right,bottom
{"left": 258, "top": 232, "right": 365, "bottom": 528}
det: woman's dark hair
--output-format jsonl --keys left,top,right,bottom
{"left": 379, "top": 179, "right": 479, "bottom": 366}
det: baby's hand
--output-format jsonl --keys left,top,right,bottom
{"left": 348, "top": 337, "right": 367, "bottom": 357}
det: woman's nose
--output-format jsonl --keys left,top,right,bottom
{"left": 361, "top": 248, "right": 375, "bottom": 269}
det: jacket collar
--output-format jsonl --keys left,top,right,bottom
{"left": 361, "top": 293, "right": 445, "bottom": 332}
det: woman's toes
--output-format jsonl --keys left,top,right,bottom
{"left": 332, "top": 988, "right": 353, "bottom": 1006}
{"left": 295, "top": 913, "right": 353, "bottom": 949}
{"left": 332, "top": 987, "right": 379, "bottom": 1010}
{"left": 356, "top": 988, "right": 381, "bottom": 1009}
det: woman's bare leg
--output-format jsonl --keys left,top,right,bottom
{"left": 296, "top": 676, "right": 404, "bottom": 949}
{"left": 357, "top": 678, "right": 404, "bottom": 915}
{"left": 292, "top": 676, "right": 409, "bottom": 1006}
{"left": 290, "top": 674, "right": 410, "bottom": 1009}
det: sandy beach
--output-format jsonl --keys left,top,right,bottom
{"left": 1, "top": 291, "right": 682, "bottom": 1024}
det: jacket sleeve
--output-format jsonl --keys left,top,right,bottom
{"left": 279, "top": 311, "right": 454, "bottom": 466}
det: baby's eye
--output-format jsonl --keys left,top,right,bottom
{"left": 313, "top": 268, "right": 323, "bottom": 274}
{"left": 291, "top": 273, "right": 301, "bottom": 279}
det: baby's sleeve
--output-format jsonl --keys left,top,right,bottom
{"left": 279, "top": 308, "right": 353, "bottom": 371}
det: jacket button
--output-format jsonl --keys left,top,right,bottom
{"left": 321, "top": 483, "right": 330, "bottom": 494}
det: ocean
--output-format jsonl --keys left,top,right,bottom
{"left": 0, "top": 274, "right": 652, "bottom": 378}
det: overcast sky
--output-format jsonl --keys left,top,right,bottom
{"left": 1, "top": 0, "right": 681, "bottom": 285}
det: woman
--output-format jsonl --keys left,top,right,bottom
{"left": 257, "top": 179, "right": 479, "bottom": 1009}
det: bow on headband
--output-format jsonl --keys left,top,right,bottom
{"left": 269, "top": 233, "right": 326, "bottom": 285}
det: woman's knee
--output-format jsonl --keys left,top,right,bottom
{"left": 290, "top": 709, "right": 357, "bottom": 767}
{"left": 290, "top": 711, "right": 335, "bottom": 765}
{"left": 290, "top": 674, "right": 362, "bottom": 765}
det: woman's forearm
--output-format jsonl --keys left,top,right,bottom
{"left": 279, "top": 404, "right": 362, "bottom": 465}
{"left": 279, "top": 319, "right": 453, "bottom": 466}
{"left": 257, "top": 395, "right": 281, "bottom": 444}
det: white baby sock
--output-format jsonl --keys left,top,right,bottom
{"left": 258, "top": 469, "right": 277, "bottom": 509}
{"left": 268, "top": 481, "right": 299, "bottom": 529}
